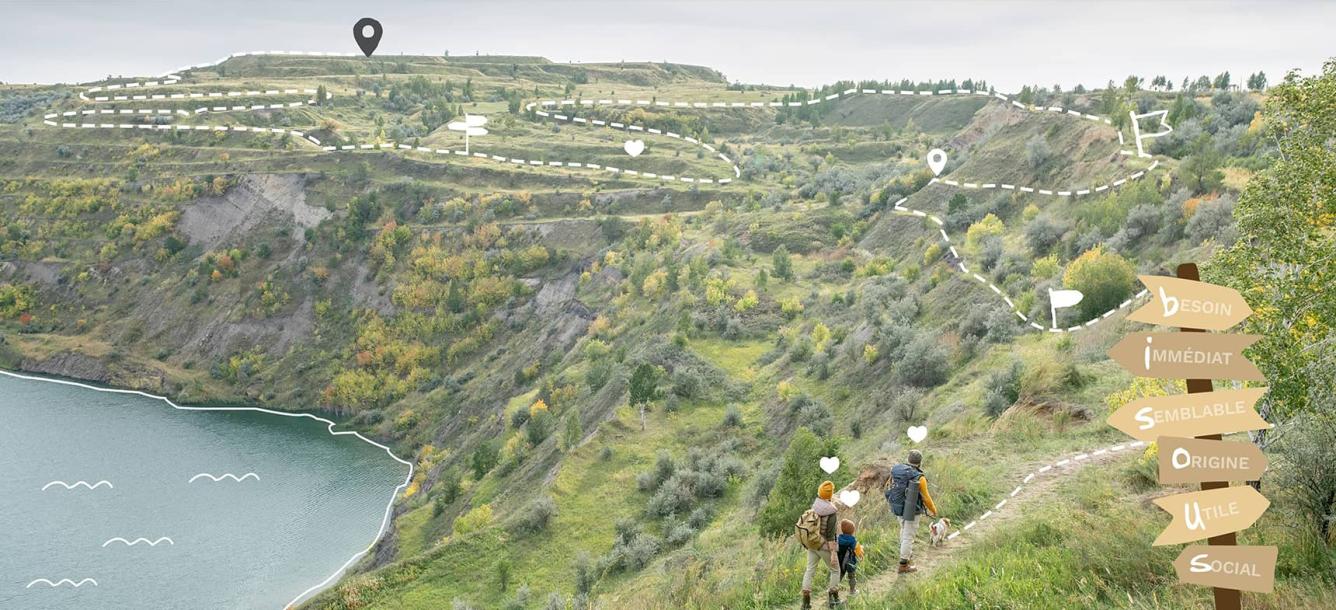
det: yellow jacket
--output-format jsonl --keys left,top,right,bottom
{"left": 918, "top": 475, "right": 938, "bottom": 515}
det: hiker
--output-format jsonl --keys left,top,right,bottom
{"left": 836, "top": 519, "right": 863, "bottom": 597}
{"left": 884, "top": 449, "right": 939, "bottom": 574}
{"left": 795, "top": 480, "right": 842, "bottom": 608}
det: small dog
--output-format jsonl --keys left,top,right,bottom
{"left": 928, "top": 517, "right": 951, "bottom": 547}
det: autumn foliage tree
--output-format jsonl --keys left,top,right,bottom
{"left": 1062, "top": 246, "right": 1135, "bottom": 319}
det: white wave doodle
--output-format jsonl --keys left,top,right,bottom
{"left": 26, "top": 578, "right": 98, "bottom": 588}
{"left": 189, "top": 472, "right": 260, "bottom": 484}
{"left": 102, "top": 536, "right": 175, "bottom": 547}
{"left": 41, "top": 480, "right": 113, "bottom": 491}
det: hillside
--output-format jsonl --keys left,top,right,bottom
{"left": 1, "top": 53, "right": 1331, "bottom": 610}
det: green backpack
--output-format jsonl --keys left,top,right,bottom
{"left": 794, "top": 509, "right": 825, "bottom": 550}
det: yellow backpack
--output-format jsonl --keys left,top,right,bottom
{"left": 794, "top": 509, "right": 825, "bottom": 550}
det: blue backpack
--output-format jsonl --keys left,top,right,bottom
{"left": 884, "top": 463, "right": 925, "bottom": 518}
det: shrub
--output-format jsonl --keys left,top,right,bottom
{"left": 898, "top": 334, "right": 950, "bottom": 387}
{"left": 603, "top": 519, "right": 661, "bottom": 573}
{"left": 647, "top": 476, "right": 697, "bottom": 517}
{"left": 1025, "top": 216, "right": 1066, "bottom": 255}
{"left": 796, "top": 400, "right": 834, "bottom": 435}
{"left": 1276, "top": 413, "right": 1336, "bottom": 543}
{"left": 1062, "top": 246, "right": 1135, "bottom": 319}
{"left": 965, "top": 213, "right": 1005, "bottom": 257}
{"left": 1026, "top": 134, "right": 1054, "bottom": 170}
{"left": 526, "top": 410, "right": 554, "bottom": 445}
{"left": 513, "top": 495, "right": 557, "bottom": 535}
{"left": 985, "top": 361, "right": 1024, "bottom": 418}
{"left": 665, "top": 521, "right": 697, "bottom": 546}
{"left": 722, "top": 405, "right": 742, "bottom": 427}
{"left": 573, "top": 551, "right": 595, "bottom": 594}
{"left": 510, "top": 407, "right": 530, "bottom": 429}
{"left": 496, "top": 558, "right": 511, "bottom": 592}
{"left": 1185, "top": 193, "right": 1237, "bottom": 246}
{"left": 453, "top": 504, "right": 493, "bottom": 536}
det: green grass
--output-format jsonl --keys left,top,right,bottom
{"left": 691, "top": 336, "right": 770, "bottom": 380}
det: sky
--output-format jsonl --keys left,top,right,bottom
{"left": 3, "top": 0, "right": 1333, "bottom": 91}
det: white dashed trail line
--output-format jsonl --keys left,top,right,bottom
{"left": 42, "top": 51, "right": 1159, "bottom": 191}
{"left": 39, "top": 51, "right": 1165, "bottom": 334}
{"left": 944, "top": 440, "right": 1145, "bottom": 542}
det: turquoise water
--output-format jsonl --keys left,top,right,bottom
{"left": 0, "top": 372, "right": 410, "bottom": 609}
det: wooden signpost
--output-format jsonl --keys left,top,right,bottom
{"left": 1108, "top": 264, "right": 1275, "bottom": 610}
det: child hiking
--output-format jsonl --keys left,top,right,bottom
{"left": 794, "top": 480, "right": 841, "bottom": 608}
{"left": 884, "top": 449, "right": 940, "bottom": 574}
{"left": 836, "top": 519, "right": 863, "bottom": 597}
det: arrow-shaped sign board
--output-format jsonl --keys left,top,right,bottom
{"left": 1129, "top": 275, "right": 1253, "bottom": 331}
{"left": 1107, "top": 387, "right": 1270, "bottom": 442}
{"left": 1108, "top": 333, "right": 1264, "bottom": 381}
{"left": 1157, "top": 436, "right": 1268, "bottom": 485}
{"left": 1152, "top": 485, "right": 1269, "bottom": 546}
{"left": 1173, "top": 545, "right": 1277, "bottom": 593}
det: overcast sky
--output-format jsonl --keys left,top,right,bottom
{"left": 4, "top": 1, "right": 1332, "bottom": 91}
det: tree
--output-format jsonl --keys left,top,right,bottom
{"left": 562, "top": 414, "right": 583, "bottom": 451}
{"left": 471, "top": 441, "right": 500, "bottom": 480}
{"left": 1207, "top": 60, "right": 1336, "bottom": 444}
{"left": 1062, "top": 246, "right": 1135, "bottom": 319}
{"left": 0, "top": 283, "right": 35, "bottom": 319}
{"left": 1213, "top": 71, "right": 1231, "bottom": 90}
{"left": 771, "top": 245, "right": 793, "bottom": 281}
{"left": 1247, "top": 71, "right": 1268, "bottom": 91}
{"left": 630, "top": 363, "right": 660, "bottom": 430}
{"left": 756, "top": 428, "right": 845, "bottom": 537}
{"left": 1178, "top": 135, "right": 1224, "bottom": 194}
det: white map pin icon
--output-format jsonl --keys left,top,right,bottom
{"left": 927, "top": 149, "right": 947, "bottom": 176}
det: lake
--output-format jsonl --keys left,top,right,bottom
{"left": 0, "top": 371, "right": 411, "bottom": 609}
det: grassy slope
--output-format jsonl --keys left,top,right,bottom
{"left": 1, "top": 56, "right": 1330, "bottom": 610}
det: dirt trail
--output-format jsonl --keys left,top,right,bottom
{"left": 787, "top": 442, "right": 1142, "bottom": 609}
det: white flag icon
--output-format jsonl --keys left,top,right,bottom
{"left": 1049, "top": 288, "right": 1084, "bottom": 329}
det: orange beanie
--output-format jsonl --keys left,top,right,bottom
{"left": 818, "top": 480, "right": 835, "bottom": 500}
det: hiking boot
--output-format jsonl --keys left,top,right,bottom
{"left": 848, "top": 573, "right": 857, "bottom": 596}
{"left": 897, "top": 561, "right": 918, "bottom": 574}
{"left": 827, "top": 589, "right": 841, "bottom": 607}
{"left": 801, "top": 590, "right": 811, "bottom": 609}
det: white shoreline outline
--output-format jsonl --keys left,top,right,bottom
{"left": 1, "top": 369, "right": 413, "bottom": 610}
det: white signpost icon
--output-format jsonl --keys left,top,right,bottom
{"left": 447, "top": 114, "right": 489, "bottom": 154}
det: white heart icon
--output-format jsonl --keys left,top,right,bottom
{"left": 623, "top": 139, "right": 645, "bottom": 157}
{"left": 907, "top": 426, "right": 928, "bottom": 443}
{"left": 819, "top": 456, "right": 840, "bottom": 474}
{"left": 838, "top": 489, "right": 861, "bottom": 507}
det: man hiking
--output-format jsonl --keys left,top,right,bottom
{"left": 795, "top": 480, "right": 842, "bottom": 608}
{"left": 884, "top": 449, "right": 939, "bottom": 574}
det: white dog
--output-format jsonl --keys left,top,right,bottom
{"left": 928, "top": 517, "right": 951, "bottom": 547}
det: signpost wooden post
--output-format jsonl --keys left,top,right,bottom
{"left": 1175, "top": 263, "right": 1241, "bottom": 610}
{"left": 1107, "top": 263, "right": 1275, "bottom": 610}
